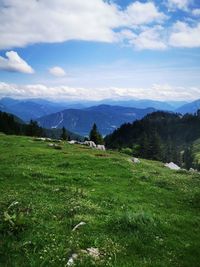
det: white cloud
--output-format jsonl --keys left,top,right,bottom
{"left": 49, "top": 66, "right": 66, "bottom": 77}
{"left": 192, "top": 9, "right": 200, "bottom": 16}
{"left": 128, "top": 26, "right": 167, "bottom": 50}
{"left": 0, "top": 82, "right": 199, "bottom": 101}
{"left": 167, "top": 0, "right": 191, "bottom": 10}
{"left": 0, "top": 0, "right": 166, "bottom": 50}
{"left": 169, "top": 22, "right": 200, "bottom": 47}
{"left": 124, "top": 1, "right": 167, "bottom": 26}
{"left": 0, "top": 51, "right": 34, "bottom": 74}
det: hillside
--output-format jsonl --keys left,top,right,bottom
{"left": 0, "top": 98, "right": 67, "bottom": 121}
{"left": 37, "top": 105, "right": 155, "bottom": 136}
{"left": 105, "top": 111, "right": 200, "bottom": 167}
{"left": 0, "top": 111, "right": 82, "bottom": 141}
{"left": 0, "top": 134, "right": 199, "bottom": 267}
{"left": 176, "top": 99, "right": 200, "bottom": 114}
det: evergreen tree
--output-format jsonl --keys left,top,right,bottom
{"left": 61, "top": 127, "right": 68, "bottom": 140}
{"left": 139, "top": 133, "right": 149, "bottom": 158}
{"left": 26, "top": 120, "right": 43, "bottom": 137}
{"left": 183, "top": 146, "right": 193, "bottom": 170}
{"left": 89, "top": 123, "right": 104, "bottom": 145}
{"left": 148, "top": 131, "right": 162, "bottom": 161}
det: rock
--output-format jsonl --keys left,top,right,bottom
{"left": 68, "top": 140, "right": 77, "bottom": 144}
{"left": 72, "top": 221, "right": 86, "bottom": 232}
{"left": 165, "top": 162, "right": 180, "bottom": 170}
{"left": 45, "top": 138, "right": 52, "bottom": 141}
{"left": 67, "top": 253, "right": 78, "bottom": 266}
{"left": 83, "top": 141, "right": 96, "bottom": 148}
{"left": 96, "top": 145, "right": 106, "bottom": 151}
{"left": 67, "top": 247, "right": 100, "bottom": 266}
{"left": 80, "top": 247, "right": 100, "bottom": 259}
{"left": 132, "top": 157, "right": 140, "bottom": 163}
{"left": 34, "top": 137, "right": 46, "bottom": 141}
{"left": 86, "top": 248, "right": 100, "bottom": 259}
{"left": 48, "top": 143, "right": 62, "bottom": 150}
{"left": 48, "top": 143, "right": 54, "bottom": 147}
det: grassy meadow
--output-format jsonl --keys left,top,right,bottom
{"left": 0, "top": 133, "right": 200, "bottom": 267}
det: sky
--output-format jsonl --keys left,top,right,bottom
{"left": 0, "top": 0, "right": 200, "bottom": 102}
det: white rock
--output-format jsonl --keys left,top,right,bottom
{"left": 68, "top": 140, "right": 77, "bottom": 144}
{"left": 132, "top": 157, "right": 140, "bottom": 163}
{"left": 48, "top": 143, "right": 54, "bottom": 147}
{"left": 83, "top": 141, "right": 96, "bottom": 148}
{"left": 96, "top": 145, "right": 106, "bottom": 151}
{"left": 72, "top": 221, "right": 86, "bottom": 232}
{"left": 86, "top": 248, "right": 100, "bottom": 259}
{"left": 165, "top": 162, "right": 180, "bottom": 170}
{"left": 67, "top": 253, "right": 78, "bottom": 266}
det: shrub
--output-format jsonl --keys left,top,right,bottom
{"left": 120, "top": 148, "right": 133, "bottom": 156}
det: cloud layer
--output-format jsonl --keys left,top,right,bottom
{"left": 0, "top": 51, "right": 34, "bottom": 73}
{"left": 0, "top": 82, "right": 199, "bottom": 101}
{"left": 1, "top": 0, "right": 199, "bottom": 50}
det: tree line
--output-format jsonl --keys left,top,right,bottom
{"left": 105, "top": 110, "right": 200, "bottom": 169}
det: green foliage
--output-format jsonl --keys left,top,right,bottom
{"left": 105, "top": 111, "right": 200, "bottom": 167}
{"left": 120, "top": 147, "right": 133, "bottom": 156}
{"left": 89, "top": 123, "right": 104, "bottom": 145}
{"left": 60, "top": 126, "right": 68, "bottom": 140}
{"left": 26, "top": 119, "right": 43, "bottom": 137}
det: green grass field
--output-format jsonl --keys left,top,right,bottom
{"left": 0, "top": 133, "right": 200, "bottom": 267}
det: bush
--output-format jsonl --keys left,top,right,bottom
{"left": 120, "top": 148, "right": 133, "bottom": 156}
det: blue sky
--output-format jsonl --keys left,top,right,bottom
{"left": 0, "top": 0, "right": 200, "bottom": 101}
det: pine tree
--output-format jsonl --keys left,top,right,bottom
{"left": 61, "top": 127, "right": 68, "bottom": 140}
{"left": 26, "top": 120, "right": 43, "bottom": 137}
{"left": 139, "top": 133, "right": 149, "bottom": 158}
{"left": 89, "top": 123, "right": 104, "bottom": 145}
{"left": 184, "top": 146, "right": 193, "bottom": 170}
{"left": 148, "top": 131, "right": 162, "bottom": 161}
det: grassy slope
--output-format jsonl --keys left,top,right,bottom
{"left": 0, "top": 133, "right": 199, "bottom": 267}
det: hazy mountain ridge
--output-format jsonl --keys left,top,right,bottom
{"left": 37, "top": 105, "right": 156, "bottom": 136}
{"left": 176, "top": 99, "right": 200, "bottom": 114}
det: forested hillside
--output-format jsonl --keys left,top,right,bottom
{"left": 105, "top": 111, "right": 200, "bottom": 168}
{"left": 0, "top": 111, "right": 82, "bottom": 141}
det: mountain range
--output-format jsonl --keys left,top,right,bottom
{"left": 0, "top": 97, "right": 199, "bottom": 136}
{"left": 37, "top": 105, "right": 156, "bottom": 136}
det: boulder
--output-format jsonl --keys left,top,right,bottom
{"left": 165, "top": 162, "right": 180, "bottom": 170}
{"left": 48, "top": 143, "right": 62, "bottom": 150}
{"left": 96, "top": 145, "right": 106, "bottom": 151}
{"left": 68, "top": 140, "right": 77, "bottom": 144}
{"left": 83, "top": 141, "right": 96, "bottom": 148}
{"left": 132, "top": 157, "right": 140, "bottom": 163}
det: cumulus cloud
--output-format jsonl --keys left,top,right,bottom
{"left": 49, "top": 66, "right": 66, "bottom": 77}
{"left": 0, "top": 82, "right": 199, "bottom": 101}
{"left": 169, "top": 22, "right": 200, "bottom": 47}
{"left": 128, "top": 26, "right": 167, "bottom": 50}
{"left": 0, "top": 51, "right": 34, "bottom": 73}
{"left": 123, "top": 1, "right": 167, "bottom": 26}
{"left": 0, "top": 1, "right": 199, "bottom": 51}
{"left": 167, "top": 0, "right": 191, "bottom": 10}
{"left": 0, "top": 0, "right": 166, "bottom": 50}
